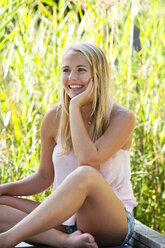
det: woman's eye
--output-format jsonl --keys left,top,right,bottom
{"left": 78, "top": 68, "right": 86, "bottom": 72}
{"left": 63, "top": 68, "right": 70, "bottom": 72}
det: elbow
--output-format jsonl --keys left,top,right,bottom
{"left": 45, "top": 176, "right": 54, "bottom": 189}
{"left": 44, "top": 174, "right": 54, "bottom": 189}
{"left": 37, "top": 171, "right": 54, "bottom": 190}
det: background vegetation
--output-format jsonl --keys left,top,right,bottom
{"left": 0, "top": 0, "right": 165, "bottom": 234}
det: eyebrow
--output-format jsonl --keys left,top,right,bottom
{"left": 62, "top": 65, "right": 88, "bottom": 69}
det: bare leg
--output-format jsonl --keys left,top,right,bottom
{"left": 0, "top": 196, "right": 65, "bottom": 232}
{"left": 0, "top": 195, "right": 66, "bottom": 232}
{"left": 0, "top": 204, "right": 97, "bottom": 248}
{"left": 0, "top": 196, "right": 41, "bottom": 214}
{"left": 0, "top": 166, "right": 127, "bottom": 247}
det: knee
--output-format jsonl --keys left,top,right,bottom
{"left": 71, "top": 166, "right": 99, "bottom": 189}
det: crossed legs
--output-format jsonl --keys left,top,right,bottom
{"left": 0, "top": 204, "right": 96, "bottom": 248}
{"left": 0, "top": 166, "right": 128, "bottom": 248}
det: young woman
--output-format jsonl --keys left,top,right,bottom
{"left": 0, "top": 42, "right": 137, "bottom": 248}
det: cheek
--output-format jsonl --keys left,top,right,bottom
{"left": 61, "top": 75, "right": 67, "bottom": 87}
{"left": 80, "top": 74, "right": 91, "bottom": 83}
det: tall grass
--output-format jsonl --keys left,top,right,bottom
{"left": 0, "top": 0, "right": 164, "bottom": 234}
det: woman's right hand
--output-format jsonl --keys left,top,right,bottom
{"left": 70, "top": 78, "right": 94, "bottom": 108}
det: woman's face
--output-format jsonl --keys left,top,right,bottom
{"left": 61, "top": 49, "right": 93, "bottom": 99}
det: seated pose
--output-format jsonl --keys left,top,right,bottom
{"left": 0, "top": 42, "right": 137, "bottom": 248}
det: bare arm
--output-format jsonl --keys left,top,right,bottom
{"left": 0, "top": 106, "right": 60, "bottom": 196}
{"left": 0, "top": 172, "right": 52, "bottom": 196}
{"left": 69, "top": 81, "right": 135, "bottom": 168}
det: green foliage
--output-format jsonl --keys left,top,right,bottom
{"left": 0, "top": 0, "right": 165, "bottom": 234}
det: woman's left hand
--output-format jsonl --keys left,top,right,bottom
{"left": 70, "top": 78, "right": 94, "bottom": 108}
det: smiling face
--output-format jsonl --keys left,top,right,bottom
{"left": 61, "top": 49, "right": 93, "bottom": 99}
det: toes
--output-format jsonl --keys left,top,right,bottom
{"left": 87, "top": 234, "right": 95, "bottom": 243}
{"left": 91, "top": 243, "right": 98, "bottom": 248}
{"left": 87, "top": 242, "right": 98, "bottom": 248}
{"left": 67, "top": 230, "right": 98, "bottom": 248}
{"left": 85, "top": 234, "right": 98, "bottom": 248}
{"left": 81, "top": 233, "right": 95, "bottom": 244}
{"left": 93, "top": 243, "right": 98, "bottom": 248}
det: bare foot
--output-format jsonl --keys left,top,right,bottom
{"left": 66, "top": 230, "right": 98, "bottom": 248}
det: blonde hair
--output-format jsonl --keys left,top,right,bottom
{"left": 59, "top": 42, "right": 111, "bottom": 153}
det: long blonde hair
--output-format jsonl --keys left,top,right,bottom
{"left": 58, "top": 42, "right": 111, "bottom": 153}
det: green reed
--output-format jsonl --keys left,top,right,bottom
{"left": 0, "top": 0, "right": 164, "bottom": 234}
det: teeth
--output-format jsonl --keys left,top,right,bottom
{"left": 70, "top": 85, "right": 83, "bottom": 89}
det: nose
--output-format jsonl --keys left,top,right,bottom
{"left": 69, "top": 70, "right": 77, "bottom": 81}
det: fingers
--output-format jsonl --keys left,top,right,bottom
{"left": 70, "top": 78, "right": 94, "bottom": 107}
{"left": 88, "top": 78, "right": 94, "bottom": 96}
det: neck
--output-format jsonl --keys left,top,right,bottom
{"left": 80, "top": 103, "right": 93, "bottom": 126}
{"left": 81, "top": 103, "right": 93, "bottom": 118}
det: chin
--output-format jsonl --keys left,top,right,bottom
{"left": 69, "top": 92, "right": 83, "bottom": 99}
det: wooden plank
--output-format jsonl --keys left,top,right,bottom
{"left": 130, "top": 220, "right": 165, "bottom": 248}
{"left": 16, "top": 243, "right": 51, "bottom": 248}
{"left": 129, "top": 238, "right": 149, "bottom": 248}
{"left": 15, "top": 243, "right": 34, "bottom": 247}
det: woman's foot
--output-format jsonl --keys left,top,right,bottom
{"left": 66, "top": 230, "right": 98, "bottom": 248}
{"left": 0, "top": 229, "right": 98, "bottom": 248}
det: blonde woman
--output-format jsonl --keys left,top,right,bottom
{"left": 0, "top": 42, "right": 137, "bottom": 248}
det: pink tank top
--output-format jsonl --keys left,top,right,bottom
{"left": 52, "top": 144, "right": 138, "bottom": 226}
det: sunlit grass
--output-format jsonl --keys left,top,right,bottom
{"left": 0, "top": 0, "right": 164, "bottom": 234}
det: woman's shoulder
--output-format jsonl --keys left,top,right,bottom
{"left": 43, "top": 103, "right": 61, "bottom": 122}
{"left": 108, "top": 103, "right": 135, "bottom": 150}
{"left": 111, "top": 102, "right": 135, "bottom": 121}
{"left": 108, "top": 102, "right": 136, "bottom": 131}
{"left": 41, "top": 103, "right": 62, "bottom": 140}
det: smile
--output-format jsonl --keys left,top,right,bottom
{"left": 69, "top": 84, "right": 84, "bottom": 89}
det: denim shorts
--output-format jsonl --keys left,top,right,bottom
{"left": 119, "top": 211, "right": 135, "bottom": 247}
{"left": 65, "top": 211, "right": 134, "bottom": 247}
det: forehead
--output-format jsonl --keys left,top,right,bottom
{"left": 62, "top": 49, "right": 91, "bottom": 67}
